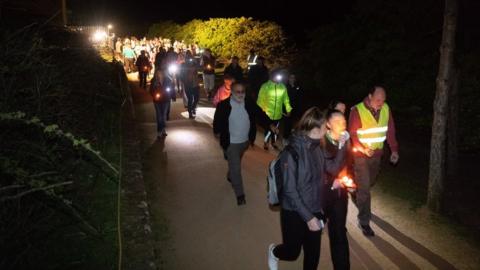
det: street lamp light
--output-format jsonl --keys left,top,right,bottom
{"left": 92, "top": 30, "right": 107, "bottom": 43}
{"left": 106, "top": 24, "right": 114, "bottom": 51}
{"left": 106, "top": 24, "right": 113, "bottom": 36}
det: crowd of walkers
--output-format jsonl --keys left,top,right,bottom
{"left": 118, "top": 36, "right": 399, "bottom": 269}
{"left": 266, "top": 85, "right": 399, "bottom": 270}
{"left": 210, "top": 66, "right": 397, "bottom": 270}
{"left": 213, "top": 78, "right": 398, "bottom": 270}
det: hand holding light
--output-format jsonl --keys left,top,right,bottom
{"left": 338, "top": 131, "right": 350, "bottom": 149}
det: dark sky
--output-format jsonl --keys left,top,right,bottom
{"left": 68, "top": 0, "right": 355, "bottom": 39}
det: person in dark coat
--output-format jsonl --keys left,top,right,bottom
{"left": 283, "top": 74, "right": 303, "bottom": 141}
{"left": 180, "top": 50, "right": 200, "bottom": 118}
{"left": 154, "top": 47, "right": 167, "bottom": 72}
{"left": 224, "top": 56, "right": 244, "bottom": 83}
{"left": 149, "top": 69, "right": 174, "bottom": 137}
{"left": 323, "top": 109, "right": 352, "bottom": 270}
{"left": 213, "top": 82, "right": 257, "bottom": 205}
{"left": 247, "top": 56, "right": 269, "bottom": 100}
{"left": 136, "top": 50, "right": 151, "bottom": 89}
{"left": 267, "top": 107, "right": 347, "bottom": 270}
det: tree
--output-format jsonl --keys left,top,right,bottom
{"left": 146, "top": 18, "right": 290, "bottom": 65}
{"left": 428, "top": 0, "right": 458, "bottom": 212}
{"left": 177, "top": 19, "right": 203, "bottom": 44}
{"left": 147, "top": 21, "right": 181, "bottom": 40}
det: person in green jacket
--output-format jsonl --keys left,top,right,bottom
{"left": 257, "top": 73, "right": 292, "bottom": 150}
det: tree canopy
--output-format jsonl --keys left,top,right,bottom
{"left": 147, "top": 17, "right": 291, "bottom": 65}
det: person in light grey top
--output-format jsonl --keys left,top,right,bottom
{"left": 229, "top": 96, "right": 250, "bottom": 144}
{"left": 213, "top": 82, "right": 258, "bottom": 205}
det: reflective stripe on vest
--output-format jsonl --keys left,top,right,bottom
{"left": 248, "top": 55, "right": 258, "bottom": 66}
{"left": 356, "top": 102, "right": 389, "bottom": 150}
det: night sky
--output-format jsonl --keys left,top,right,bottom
{"left": 68, "top": 0, "right": 355, "bottom": 40}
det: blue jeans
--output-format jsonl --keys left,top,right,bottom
{"left": 185, "top": 86, "right": 199, "bottom": 115}
{"left": 154, "top": 101, "right": 170, "bottom": 132}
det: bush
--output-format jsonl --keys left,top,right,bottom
{"left": 147, "top": 20, "right": 181, "bottom": 40}
{"left": 0, "top": 23, "right": 122, "bottom": 269}
{"left": 147, "top": 17, "right": 292, "bottom": 66}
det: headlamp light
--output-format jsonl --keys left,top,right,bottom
{"left": 168, "top": 64, "right": 178, "bottom": 74}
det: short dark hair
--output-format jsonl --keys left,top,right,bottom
{"left": 223, "top": 74, "right": 234, "bottom": 81}
{"left": 369, "top": 85, "right": 386, "bottom": 95}
{"left": 328, "top": 100, "right": 345, "bottom": 111}
{"left": 231, "top": 56, "right": 239, "bottom": 61}
{"left": 326, "top": 109, "right": 344, "bottom": 121}
{"left": 231, "top": 81, "right": 245, "bottom": 90}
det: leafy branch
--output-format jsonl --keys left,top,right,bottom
{"left": 0, "top": 111, "right": 119, "bottom": 182}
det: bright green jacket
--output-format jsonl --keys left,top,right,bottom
{"left": 256, "top": 80, "right": 292, "bottom": 120}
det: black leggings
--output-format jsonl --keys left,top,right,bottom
{"left": 273, "top": 210, "right": 322, "bottom": 270}
{"left": 325, "top": 188, "right": 350, "bottom": 270}
{"left": 138, "top": 71, "right": 148, "bottom": 88}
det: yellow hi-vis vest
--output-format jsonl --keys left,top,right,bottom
{"left": 356, "top": 102, "right": 389, "bottom": 150}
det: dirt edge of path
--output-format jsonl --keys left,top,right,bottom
{"left": 119, "top": 66, "right": 158, "bottom": 270}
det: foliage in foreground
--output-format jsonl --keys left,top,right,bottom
{"left": 0, "top": 22, "right": 123, "bottom": 269}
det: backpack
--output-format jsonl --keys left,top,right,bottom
{"left": 267, "top": 145, "right": 298, "bottom": 206}
{"left": 150, "top": 77, "right": 173, "bottom": 103}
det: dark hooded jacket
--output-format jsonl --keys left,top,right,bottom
{"left": 280, "top": 134, "right": 346, "bottom": 222}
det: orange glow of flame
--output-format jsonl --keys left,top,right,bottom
{"left": 207, "top": 64, "right": 212, "bottom": 69}
{"left": 143, "top": 66, "right": 148, "bottom": 71}
{"left": 155, "top": 93, "right": 161, "bottom": 100}
{"left": 353, "top": 147, "right": 359, "bottom": 152}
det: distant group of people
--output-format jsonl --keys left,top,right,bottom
{"left": 115, "top": 36, "right": 199, "bottom": 73}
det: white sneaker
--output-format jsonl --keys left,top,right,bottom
{"left": 268, "top": 244, "right": 279, "bottom": 270}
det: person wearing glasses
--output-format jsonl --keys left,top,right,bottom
{"left": 213, "top": 82, "right": 258, "bottom": 205}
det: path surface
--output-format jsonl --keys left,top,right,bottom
{"left": 128, "top": 73, "right": 479, "bottom": 270}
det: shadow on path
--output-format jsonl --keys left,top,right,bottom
{"left": 368, "top": 233, "right": 420, "bottom": 269}
{"left": 371, "top": 214, "right": 457, "bottom": 270}
{"left": 348, "top": 233, "right": 383, "bottom": 270}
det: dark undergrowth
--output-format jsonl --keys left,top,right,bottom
{"left": 0, "top": 20, "right": 126, "bottom": 270}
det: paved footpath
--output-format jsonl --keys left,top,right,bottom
{"left": 128, "top": 73, "right": 478, "bottom": 270}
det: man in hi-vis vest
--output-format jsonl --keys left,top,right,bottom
{"left": 348, "top": 86, "right": 399, "bottom": 237}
